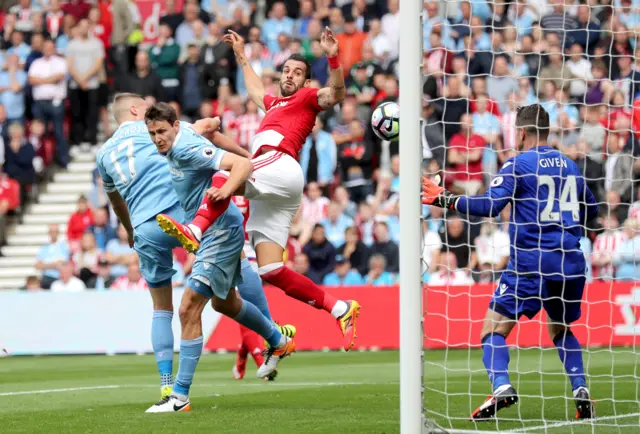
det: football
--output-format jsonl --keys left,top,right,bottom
{"left": 371, "top": 102, "right": 399, "bottom": 141}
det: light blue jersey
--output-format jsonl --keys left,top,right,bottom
{"left": 165, "top": 123, "right": 245, "bottom": 299}
{"left": 165, "top": 123, "right": 244, "bottom": 228}
{"left": 96, "top": 121, "right": 180, "bottom": 228}
{"left": 96, "top": 120, "right": 183, "bottom": 287}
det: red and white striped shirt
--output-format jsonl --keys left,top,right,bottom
{"left": 46, "top": 11, "right": 64, "bottom": 39}
{"left": 300, "top": 196, "right": 329, "bottom": 225}
{"left": 228, "top": 113, "right": 263, "bottom": 151}
{"left": 272, "top": 49, "right": 292, "bottom": 69}
{"left": 500, "top": 111, "right": 517, "bottom": 150}
{"left": 628, "top": 201, "right": 640, "bottom": 223}
{"left": 592, "top": 230, "right": 627, "bottom": 279}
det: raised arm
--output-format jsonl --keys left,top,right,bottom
{"left": 223, "top": 30, "right": 265, "bottom": 111}
{"left": 316, "top": 27, "right": 345, "bottom": 110}
{"left": 192, "top": 117, "right": 252, "bottom": 158}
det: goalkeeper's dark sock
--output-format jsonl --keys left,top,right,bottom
{"left": 482, "top": 333, "right": 511, "bottom": 393}
{"left": 553, "top": 330, "right": 587, "bottom": 391}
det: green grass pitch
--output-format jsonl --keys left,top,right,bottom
{"left": 0, "top": 349, "right": 639, "bottom": 433}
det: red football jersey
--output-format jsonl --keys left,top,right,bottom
{"left": 232, "top": 196, "right": 250, "bottom": 241}
{"left": 253, "top": 87, "right": 324, "bottom": 160}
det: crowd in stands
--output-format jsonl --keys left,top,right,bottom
{"left": 9, "top": 0, "right": 640, "bottom": 290}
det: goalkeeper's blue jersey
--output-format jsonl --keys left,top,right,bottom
{"left": 457, "top": 145, "right": 599, "bottom": 280}
{"left": 96, "top": 121, "right": 179, "bottom": 228}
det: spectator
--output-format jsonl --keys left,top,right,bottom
{"left": 538, "top": 45, "right": 574, "bottom": 95}
{"left": 566, "top": 139, "right": 605, "bottom": 203}
{"left": 4, "top": 122, "right": 35, "bottom": 205}
{"left": 364, "top": 253, "right": 396, "bottom": 286}
{"left": 62, "top": 0, "right": 92, "bottom": 23}
{"left": 486, "top": 56, "right": 518, "bottom": 114}
{"left": 302, "top": 223, "right": 336, "bottom": 284}
{"left": 291, "top": 252, "right": 310, "bottom": 277}
{"left": 321, "top": 202, "right": 354, "bottom": 247}
{"left": 572, "top": 4, "right": 601, "bottom": 53}
{"left": 356, "top": 202, "right": 375, "bottom": 246}
{"left": 579, "top": 104, "right": 606, "bottom": 164}
{"left": 447, "top": 113, "right": 486, "bottom": 195}
{"left": 7, "top": 30, "right": 31, "bottom": 68}
{"left": 592, "top": 215, "right": 626, "bottom": 279}
{"left": 225, "top": 6, "right": 252, "bottom": 39}
{"left": 566, "top": 43, "right": 592, "bottom": 99}
{"left": 110, "top": 0, "right": 134, "bottom": 76}
{"left": 336, "top": 14, "right": 367, "bottom": 75}
{"left": 422, "top": 219, "right": 443, "bottom": 273}
{"left": 0, "top": 54, "right": 27, "bottom": 124}
{"left": 471, "top": 94, "right": 501, "bottom": 146}
{"left": 323, "top": 254, "right": 364, "bottom": 285}
{"left": 105, "top": 224, "right": 136, "bottom": 277}
{"left": 11, "top": 0, "right": 41, "bottom": 33}
{"left": 612, "top": 218, "right": 640, "bottom": 280}
{"left": 428, "top": 252, "right": 474, "bottom": 285}
{"left": 149, "top": 23, "right": 181, "bottom": 103}
{"left": 604, "top": 131, "right": 634, "bottom": 202}
{"left": 473, "top": 218, "right": 510, "bottom": 277}
{"left": 442, "top": 214, "right": 472, "bottom": 270}
{"left": 1, "top": 14, "right": 17, "bottom": 51}
{"left": 337, "top": 225, "right": 370, "bottom": 276}
{"left": 262, "top": 2, "right": 295, "bottom": 53}
{"left": 437, "top": 75, "right": 468, "bottom": 141}
{"left": 23, "top": 275, "right": 42, "bottom": 291}
{"left": 50, "top": 262, "right": 86, "bottom": 292}
{"left": 67, "top": 195, "right": 94, "bottom": 247}
{"left": 371, "top": 221, "right": 399, "bottom": 273}
{"left": 179, "top": 43, "right": 204, "bottom": 121}
{"left": 0, "top": 171, "right": 19, "bottom": 245}
{"left": 46, "top": 0, "right": 66, "bottom": 39}
{"left": 369, "top": 172, "right": 398, "bottom": 216}
{"left": 72, "top": 232, "right": 99, "bottom": 284}
{"left": 67, "top": 18, "right": 104, "bottom": 148}
{"left": 228, "top": 99, "right": 262, "bottom": 151}
{"left": 300, "top": 182, "right": 329, "bottom": 225}
{"left": 613, "top": 54, "right": 640, "bottom": 107}
{"left": 334, "top": 185, "right": 357, "bottom": 219}
{"left": 118, "top": 50, "right": 163, "bottom": 103}
{"left": 110, "top": 260, "right": 149, "bottom": 291}
{"left": 175, "top": 2, "right": 204, "bottom": 48}
{"left": 35, "top": 224, "right": 70, "bottom": 289}
{"left": 381, "top": 0, "right": 400, "bottom": 59}
{"left": 300, "top": 117, "right": 336, "bottom": 188}
{"left": 200, "top": 22, "right": 234, "bottom": 101}
{"left": 86, "top": 258, "right": 116, "bottom": 290}
{"left": 25, "top": 32, "right": 45, "bottom": 72}
{"left": 87, "top": 208, "right": 117, "bottom": 251}
{"left": 367, "top": 19, "right": 391, "bottom": 60}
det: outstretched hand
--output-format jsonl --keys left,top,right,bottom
{"left": 207, "top": 186, "right": 232, "bottom": 202}
{"left": 127, "top": 229, "right": 135, "bottom": 248}
{"left": 320, "top": 26, "right": 339, "bottom": 57}
{"left": 223, "top": 30, "right": 245, "bottom": 54}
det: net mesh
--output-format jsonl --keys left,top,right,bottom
{"left": 420, "top": 0, "right": 640, "bottom": 432}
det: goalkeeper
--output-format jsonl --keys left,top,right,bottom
{"left": 423, "top": 105, "right": 598, "bottom": 421}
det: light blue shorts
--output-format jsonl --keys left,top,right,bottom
{"left": 188, "top": 225, "right": 244, "bottom": 299}
{"left": 134, "top": 203, "right": 184, "bottom": 288}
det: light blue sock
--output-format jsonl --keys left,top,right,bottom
{"left": 234, "top": 299, "right": 282, "bottom": 348}
{"left": 152, "top": 310, "right": 174, "bottom": 386}
{"left": 172, "top": 336, "right": 203, "bottom": 399}
{"left": 237, "top": 259, "right": 272, "bottom": 321}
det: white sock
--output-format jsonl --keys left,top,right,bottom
{"left": 187, "top": 224, "right": 202, "bottom": 241}
{"left": 331, "top": 300, "right": 349, "bottom": 319}
{"left": 494, "top": 384, "right": 512, "bottom": 395}
{"left": 573, "top": 386, "right": 588, "bottom": 397}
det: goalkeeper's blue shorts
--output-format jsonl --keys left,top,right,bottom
{"left": 490, "top": 271, "right": 586, "bottom": 323}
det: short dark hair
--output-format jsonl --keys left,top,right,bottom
{"left": 515, "top": 104, "right": 550, "bottom": 141}
{"left": 284, "top": 53, "right": 311, "bottom": 80}
{"left": 144, "top": 102, "right": 178, "bottom": 125}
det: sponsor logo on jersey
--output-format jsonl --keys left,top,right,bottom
{"left": 169, "top": 166, "right": 184, "bottom": 178}
{"left": 270, "top": 101, "right": 289, "bottom": 111}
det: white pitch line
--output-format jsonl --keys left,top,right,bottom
{"left": 0, "top": 385, "right": 120, "bottom": 397}
{"left": 510, "top": 412, "right": 640, "bottom": 432}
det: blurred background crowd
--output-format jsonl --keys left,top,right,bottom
{"left": 1, "top": 0, "right": 639, "bottom": 291}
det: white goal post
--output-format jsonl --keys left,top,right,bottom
{"left": 398, "top": 0, "right": 424, "bottom": 431}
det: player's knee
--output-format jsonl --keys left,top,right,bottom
{"left": 258, "top": 262, "right": 284, "bottom": 280}
{"left": 549, "top": 323, "right": 571, "bottom": 343}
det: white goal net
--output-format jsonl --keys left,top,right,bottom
{"left": 403, "top": 0, "right": 640, "bottom": 433}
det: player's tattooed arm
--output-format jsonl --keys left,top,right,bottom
{"left": 224, "top": 30, "right": 266, "bottom": 111}
{"left": 317, "top": 27, "right": 345, "bottom": 109}
{"left": 107, "top": 191, "right": 135, "bottom": 247}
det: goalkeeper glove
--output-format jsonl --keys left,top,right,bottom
{"left": 422, "top": 175, "right": 459, "bottom": 210}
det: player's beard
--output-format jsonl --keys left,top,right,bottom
{"left": 280, "top": 81, "right": 299, "bottom": 97}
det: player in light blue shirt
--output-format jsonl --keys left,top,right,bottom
{"left": 423, "top": 105, "right": 597, "bottom": 420}
{"left": 143, "top": 102, "right": 294, "bottom": 413}
{"left": 96, "top": 93, "right": 220, "bottom": 400}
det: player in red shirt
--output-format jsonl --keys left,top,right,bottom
{"left": 158, "top": 28, "right": 360, "bottom": 352}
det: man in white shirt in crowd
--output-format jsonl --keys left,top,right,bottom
{"left": 428, "top": 252, "right": 474, "bottom": 286}
{"left": 28, "top": 38, "right": 68, "bottom": 168}
{"left": 51, "top": 262, "right": 87, "bottom": 292}
{"left": 474, "top": 218, "right": 511, "bottom": 282}
{"left": 34, "top": 223, "right": 70, "bottom": 289}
